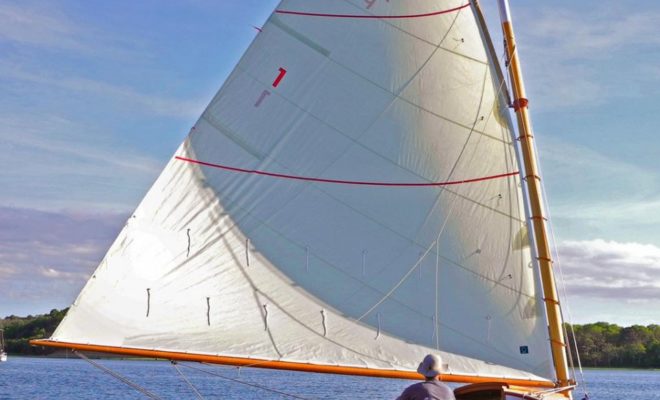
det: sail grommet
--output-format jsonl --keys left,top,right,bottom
{"left": 498, "top": 273, "right": 512, "bottom": 281}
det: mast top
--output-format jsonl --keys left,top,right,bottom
{"left": 497, "top": 0, "right": 512, "bottom": 23}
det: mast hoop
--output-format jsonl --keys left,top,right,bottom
{"left": 512, "top": 98, "right": 529, "bottom": 111}
{"left": 549, "top": 339, "right": 568, "bottom": 348}
{"left": 536, "top": 256, "right": 554, "bottom": 263}
{"left": 542, "top": 298, "right": 560, "bottom": 306}
{"left": 522, "top": 174, "right": 541, "bottom": 182}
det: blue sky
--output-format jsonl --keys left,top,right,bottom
{"left": 1, "top": 0, "right": 659, "bottom": 326}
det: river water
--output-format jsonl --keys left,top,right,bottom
{"left": 0, "top": 357, "right": 658, "bottom": 399}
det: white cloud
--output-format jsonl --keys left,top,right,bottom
{"left": 0, "top": 2, "right": 207, "bottom": 119}
{"left": 0, "top": 113, "right": 162, "bottom": 175}
{"left": 0, "top": 1, "right": 143, "bottom": 59}
{"left": 502, "top": 3, "right": 660, "bottom": 110}
{"left": 0, "top": 2, "right": 84, "bottom": 51}
{"left": 0, "top": 207, "right": 124, "bottom": 314}
{"left": 556, "top": 239, "right": 660, "bottom": 302}
{"left": 39, "top": 266, "right": 89, "bottom": 282}
{"left": 0, "top": 111, "right": 165, "bottom": 211}
{"left": 0, "top": 265, "right": 18, "bottom": 280}
{"left": 537, "top": 135, "right": 660, "bottom": 243}
{"left": 527, "top": 7, "right": 660, "bottom": 57}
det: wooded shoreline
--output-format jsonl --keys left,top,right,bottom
{"left": 3, "top": 308, "right": 659, "bottom": 369}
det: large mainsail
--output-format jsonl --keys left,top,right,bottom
{"left": 49, "top": 0, "right": 555, "bottom": 386}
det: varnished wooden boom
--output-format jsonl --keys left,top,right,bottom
{"left": 30, "top": 339, "right": 555, "bottom": 388}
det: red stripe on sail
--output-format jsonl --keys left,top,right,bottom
{"left": 175, "top": 156, "right": 518, "bottom": 187}
{"left": 275, "top": 3, "right": 470, "bottom": 19}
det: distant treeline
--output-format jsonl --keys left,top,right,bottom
{"left": 567, "top": 322, "right": 660, "bottom": 368}
{"left": 2, "top": 309, "right": 659, "bottom": 368}
{"left": 1, "top": 308, "right": 67, "bottom": 355}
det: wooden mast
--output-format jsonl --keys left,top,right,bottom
{"left": 495, "top": 0, "right": 572, "bottom": 391}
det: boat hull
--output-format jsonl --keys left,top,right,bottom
{"left": 455, "top": 382, "right": 571, "bottom": 400}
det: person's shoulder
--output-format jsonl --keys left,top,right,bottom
{"left": 398, "top": 382, "right": 426, "bottom": 399}
{"left": 426, "top": 381, "right": 455, "bottom": 397}
{"left": 401, "top": 382, "right": 425, "bottom": 393}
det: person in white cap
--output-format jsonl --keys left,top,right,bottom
{"left": 396, "top": 354, "right": 455, "bottom": 400}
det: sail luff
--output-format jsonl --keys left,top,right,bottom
{"left": 29, "top": 339, "right": 555, "bottom": 388}
{"left": 470, "top": 0, "right": 556, "bottom": 383}
{"left": 496, "top": 0, "right": 571, "bottom": 391}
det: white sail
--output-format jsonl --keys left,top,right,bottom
{"left": 51, "top": 0, "right": 554, "bottom": 384}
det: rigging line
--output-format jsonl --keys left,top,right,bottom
{"left": 412, "top": 60, "right": 495, "bottom": 240}
{"left": 231, "top": 202, "right": 533, "bottom": 369}
{"left": 171, "top": 361, "right": 205, "bottom": 400}
{"left": 501, "top": 37, "right": 583, "bottom": 390}
{"left": 262, "top": 0, "right": 468, "bottom": 206}
{"left": 435, "top": 239, "right": 440, "bottom": 350}
{"left": 535, "top": 145, "right": 588, "bottom": 396}
{"left": 356, "top": 238, "right": 437, "bottom": 321}
{"left": 202, "top": 359, "right": 275, "bottom": 371}
{"left": 275, "top": 3, "right": 470, "bottom": 19}
{"left": 532, "top": 385, "right": 578, "bottom": 396}
{"left": 176, "top": 156, "right": 518, "bottom": 187}
{"left": 357, "top": 65, "right": 507, "bottom": 323}
{"left": 247, "top": 0, "right": 467, "bottom": 249}
{"left": 73, "top": 351, "right": 162, "bottom": 400}
{"left": 208, "top": 59, "right": 512, "bottom": 219}
{"left": 179, "top": 362, "right": 311, "bottom": 400}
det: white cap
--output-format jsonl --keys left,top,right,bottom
{"left": 417, "top": 354, "right": 442, "bottom": 379}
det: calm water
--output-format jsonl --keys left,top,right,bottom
{"left": 0, "top": 357, "right": 658, "bottom": 399}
